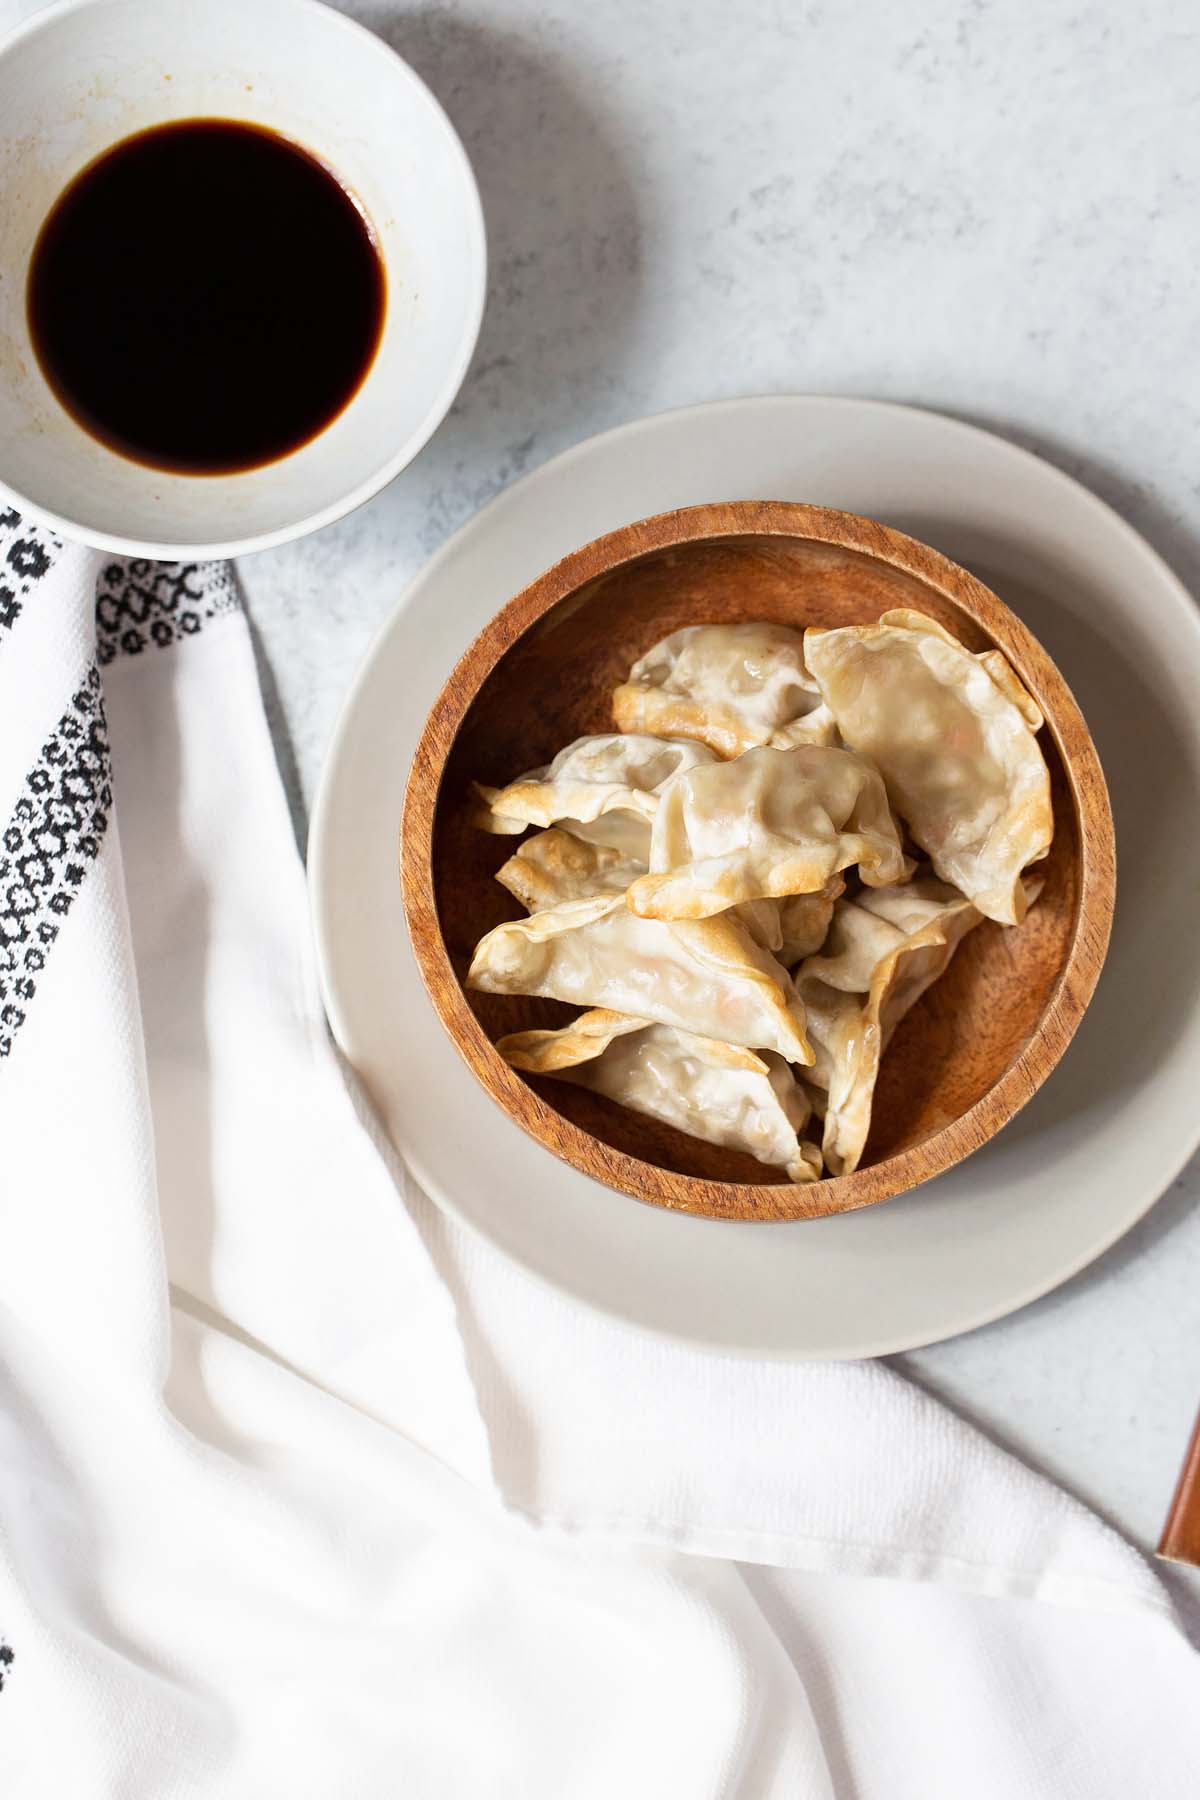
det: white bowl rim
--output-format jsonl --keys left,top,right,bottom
{"left": 0, "top": 0, "right": 487, "bottom": 559}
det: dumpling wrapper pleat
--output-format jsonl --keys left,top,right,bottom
{"left": 495, "top": 829, "right": 644, "bottom": 911}
{"left": 626, "top": 744, "right": 911, "bottom": 921}
{"left": 612, "top": 622, "right": 839, "bottom": 759}
{"left": 472, "top": 733, "right": 717, "bottom": 860}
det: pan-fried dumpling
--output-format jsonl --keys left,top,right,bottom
{"left": 803, "top": 610, "right": 1052, "bottom": 924}
{"left": 790, "top": 981, "right": 879, "bottom": 1180}
{"left": 496, "top": 824, "right": 789, "bottom": 953}
{"left": 497, "top": 1009, "right": 822, "bottom": 1184}
{"left": 778, "top": 879, "right": 845, "bottom": 963}
{"left": 793, "top": 873, "right": 994, "bottom": 1175}
{"left": 496, "top": 1006, "right": 649, "bottom": 1069}
{"left": 473, "top": 734, "right": 717, "bottom": 859}
{"left": 468, "top": 893, "right": 813, "bottom": 1063}
{"left": 495, "top": 829, "right": 643, "bottom": 911}
{"left": 732, "top": 879, "right": 845, "bottom": 964}
{"left": 626, "top": 744, "right": 911, "bottom": 921}
{"left": 613, "top": 623, "right": 838, "bottom": 758}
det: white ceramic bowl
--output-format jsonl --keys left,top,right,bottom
{"left": 0, "top": 0, "right": 486, "bottom": 557}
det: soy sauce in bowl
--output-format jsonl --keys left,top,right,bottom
{"left": 26, "top": 118, "right": 386, "bottom": 475}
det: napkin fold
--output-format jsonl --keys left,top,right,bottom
{"left": 0, "top": 512, "right": 1196, "bottom": 1797}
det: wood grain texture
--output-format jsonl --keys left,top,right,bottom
{"left": 400, "top": 501, "right": 1116, "bottom": 1222}
{"left": 1158, "top": 1406, "right": 1200, "bottom": 1568}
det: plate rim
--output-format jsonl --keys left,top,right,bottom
{"left": 309, "top": 393, "right": 1200, "bottom": 1358}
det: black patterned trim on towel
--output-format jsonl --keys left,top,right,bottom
{"left": 0, "top": 506, "right": 63, "bottom": 641}
{"left": 95, "top": 559, "right": 240, "bottom": 665}
{"left": 0, "top": 1640, "right": 13, "bottom": 1694}
{"left": 0, "top": 665, "right": 111, "bottom": 1059}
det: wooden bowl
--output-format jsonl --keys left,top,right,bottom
{"left": 401, "top": 502, "right": 1115, "bottom": 1221}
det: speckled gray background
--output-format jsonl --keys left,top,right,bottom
{"left": 4, "top": 0, "right": 1198, "bottom": 1618}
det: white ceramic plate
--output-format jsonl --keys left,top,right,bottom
{"left": 309, "top": 396, "right": 1200, "bottom": 1359}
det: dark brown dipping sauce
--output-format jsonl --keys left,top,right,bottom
{"left": 26, "top": 118, "right": 386, "bottom": 475}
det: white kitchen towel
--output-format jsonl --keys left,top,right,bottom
{"left": 0, "top": 511, "right": 1197, "bottom": 1797}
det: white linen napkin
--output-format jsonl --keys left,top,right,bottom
{"left": 0, "top": 511, "right": 1196, "bottom": 1797}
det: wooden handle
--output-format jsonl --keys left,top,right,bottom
{"left": 1157, "top": 1406, "right": 1200, "bottom": 1567}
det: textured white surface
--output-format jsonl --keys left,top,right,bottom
{"left": 4, "top": 0, "right": 1197, "bottom": 1593}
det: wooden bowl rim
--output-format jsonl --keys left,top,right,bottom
{"left": 400, "top": 500, "right": 1116, "bottom": 1221}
